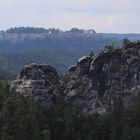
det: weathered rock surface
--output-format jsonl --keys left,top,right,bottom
{"left": 11, "top": 41, "right": 140, "bottom": 114}
{"left": 65, "top": 42, "right": 140, "bottom": 114}
{"left": 11, "top": 63, "right": 63, "bottom": 106}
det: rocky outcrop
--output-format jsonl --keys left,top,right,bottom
{"left": 11, "top": 63, "right": 64, "bottom": 107}
{"left": 68, "top": 56, "right": 92, "bottom": 78}
{"left": 11, "top": 41, "right": 140, "bottom": 114}
{"left": 65, "top": 42, "right": 140, "bottom": 114}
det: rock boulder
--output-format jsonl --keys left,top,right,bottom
{"left": 11, "top": 63, "right": 63, "bottom": 106}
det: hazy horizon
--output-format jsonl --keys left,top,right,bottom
{"left": 1, "top": 0, "right": 140, "bottom": 33}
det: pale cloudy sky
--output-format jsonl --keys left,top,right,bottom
{"left": 0, "top": 0, "right": 140, "bottom": 33}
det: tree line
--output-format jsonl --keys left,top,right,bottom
{"left": 0, "top": 81, "right": 140, "bottom": 140}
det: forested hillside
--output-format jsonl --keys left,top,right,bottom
{"left": 1, "top": 81, "right": 140, "bottom": 140}
{"left": 0, "top": 34, "right": 140, "bottom": 140}
{"left": 0, "top": 27, "right": 140, "bottom": 77}
{"left": 0, "top": 27, "right": 120, "bottom": 75}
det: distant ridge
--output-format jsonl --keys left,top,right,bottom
{"left": 1, "top": 27, "right": 96, "bottom": 34}
{"left": 0, "top": 27, "right": 140, "bottom": 74}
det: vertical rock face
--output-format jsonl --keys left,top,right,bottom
{"left": 11, "top": 42, "right": 140, "bottom": 114}
{"left": 11, "top": 63, "right": 63, "bottom": 106}
{"left": 68, "top": 56, "right": 92, "bottom": 78}
{"left": 66, "top": 42, "right": 140, "bottom": 114}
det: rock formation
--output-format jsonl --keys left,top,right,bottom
{"left": 11, "top": 41, "right": 140, "bottom": 114}
{"left": 66, "top": 41, "right": 140, "bottom": 114}
{"left": 11, "top": 63, "right": 64, "bottom": 107}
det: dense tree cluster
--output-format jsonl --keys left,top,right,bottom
{"left": 5, "top": 27, "right": 96, "bottom": 34}
{"left": 0, "top": 83, "right": 48, "bottom": 140}
{"left": 5, "top": 27, "right": 60, "bottom": 34}
{"left": 0, "top": 81, "right": 140, "bottom": 140}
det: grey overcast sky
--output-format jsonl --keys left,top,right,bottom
{"left": 0, "top": 0, "right": 140, "bottom": 33}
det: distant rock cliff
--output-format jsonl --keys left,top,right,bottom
{"left": 0, "top": 28, "right": 97, "bottom": 42}
{"left": 11, "top": 41, "right": 140, "bottom": 114}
